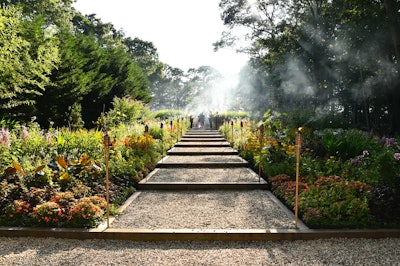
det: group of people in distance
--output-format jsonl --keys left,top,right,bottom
{"left": 189, "top": 112, "right": 221, "bottom": 129}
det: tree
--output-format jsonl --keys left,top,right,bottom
{"left": 33, "top": 13, "right": 151, "bottom": 127}
{"left": 0, "top": 0, "right": 76, "bottom": 30}
{"left": 0, "top": 5, "right": 59, "bottom": 118}
{"left": 216, "top": 0, "right": 400, "bottom": 133}
{"left": 35, "top": 31, "right": 105, "bottom": 127}
{"left": 383, "top": 0, "right": 400, "bottom": 133}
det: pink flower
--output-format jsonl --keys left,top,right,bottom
{"left": 394, "top": 153, "right": 400, "bottom": 160}
{"left": 0, "top": 128, "right": 11, "bottom": 147}
{"left": 21, "top": 127, "right": 29, "bottom": 140}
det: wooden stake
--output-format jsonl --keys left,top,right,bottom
{"left": 295, "top": 127, "right": 303, "bottom": 228}
{"left": 160, "top": 122, "right": 164, "bottom": 162}
{"left": 231, "top": 120, "right": 234, "bottom": 143}
{"left": 258, "top": 124, "right": 264, "bottom": 184}
{"left": 240, "top": 120, "right": 243, "bottom": 147}
{"left": 103, "top": 132, "right": 111, "bottom": 228}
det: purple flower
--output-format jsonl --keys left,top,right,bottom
{"left": 362, "top": 150, "right": 369, "bottom": 157}
{"left": 351, "top": 158, "right": 361, "bottom": 164}
{"left": 394, "top": 153, "right": 400, "bottom": 161}
{"left": 385, "top": 138, "right": 397, "bottom": 147}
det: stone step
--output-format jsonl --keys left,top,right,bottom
{"left": 143, "top": 168, "right": 262, "bottom": 183}
{"left": 182, "top": 135, "right": 224, "bottom": 138}
{"left": 136, "top": 182, "right": 269, "bottom": 190}
{"left": 160, "top": 155, "right": 245, "bottom": 163}
{"left": 156, "top": 162, "right": 249, "bottom": 168}
{"left": 174, "top": 142, "right": 231, "bottom": 147}
{"left": 167, "top": 147, "right": 238, "bottom": 155}
{"left": 167, "top": 150, "right": 239, "bottom": 155}
{"left": 180, "top": 138, "right": 226, "bottom": 142}
{"left": 185, "top": 131, "right": 220, "bottom": 135}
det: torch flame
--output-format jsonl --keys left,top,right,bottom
{"left": 298, "top": 126, "right": 304, "bottom": 132}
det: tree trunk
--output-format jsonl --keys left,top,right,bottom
{"left": 383, "top": 0, "right": 400, "bottom": 134}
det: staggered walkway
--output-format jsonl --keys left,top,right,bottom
{"left": 109, "top": 128, "right": 305, "bottom": 239}
{"left": 135, "top": 129, "right": 267, "bottom": 190}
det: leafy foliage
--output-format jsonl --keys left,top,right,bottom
{"left": 0, "top": 5, "right": 59, "bottom": 111}
{"left": 226, "top": 114, "right": 400, "bottom": 228}
{"left": 0, "top": 115, "right": 187, "bottom": 227}
{"left": 217, "top": 0, "right": 400, "bottom": 135}
{"left": 103, "top": 97, "right": 152, "bottom": 126}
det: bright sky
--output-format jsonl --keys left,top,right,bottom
{"left": 73, "top": 0, "right": 249, "bottom": 75}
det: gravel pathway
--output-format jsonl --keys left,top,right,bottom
{"left": 1, "top": 237, "right": 399, "bottom": 265}
{"left": 111, "top": 191, "right": 294, "bottom": 229}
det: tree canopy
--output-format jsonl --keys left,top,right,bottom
{"left": 2, "top": 0, "right": 400, "bottom": 135}
{"left": 216, "top": 0, "right": 400, "bottom": 134}
{"left": 0, "top": 1, "right": 154, "bottom": 127}
{"left": 0, "top": 5, "right": 59, "bottom": 110}
{"left": 0, "top": 1, "right": 224, "bottom": 127}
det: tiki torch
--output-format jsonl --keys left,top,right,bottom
{"left": 103, "top": 129, "right": 111, "bottom": 228}
{"left": 230, "top": 120, "right": 234, "bottom": 143}
{"left": 258, "top": 124, "right": 264, "bottom": 184}
{"left": 176, "top": 118, "right": 180, "bottom": 142}
{"left": 179, "top": 118, "right": 183, "bottom": 139}
{"left": 145, "top": 124, "right": 149, "bottom": 160}
{"left": 240, "top": 120, "right": 243, "bottom": 145}
{"left": 160, "top": 122, "right": 164, "bottom": 162}
{"left": 294, "top": 127, "right": 303, "bottom": 228}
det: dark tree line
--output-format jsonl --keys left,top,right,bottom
{"left": 216, "top": 0, "right": 400, "bottom": 134}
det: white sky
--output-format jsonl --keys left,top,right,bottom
{"left": 72, "top": 0, "right": 249, "bottom": 75}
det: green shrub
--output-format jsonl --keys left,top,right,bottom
{"left": 1, "top": 199, "right": 31, "bottom": 226}
{"left": 154, "top": 109, "right": 182, "bottom": 120}
{"left": 68, "top": 196, "right": 106, "bottom": 228}
{"left": 299, "top": 176, "right": 373, "bottom": 228}
{"left": 31, "top": 201, "right": 63, "bottom": 227}
{"left": 369, "top": 181, "right": 400, "bottom": 226}
{"left": 104, "top": 96, "right": 152, "bottom": 126}
{"left": 319, "top": 129, "right": 375, "bottom": 161}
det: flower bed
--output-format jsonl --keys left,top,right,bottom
{"left": 0, "top": 119, "right": 187, "bottom": 228}
{"left": 223, "top": 111, "right": 400, "bottom": 229}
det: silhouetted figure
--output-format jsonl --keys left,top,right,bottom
{"left": 198, "top": 113, "right": 205, "bottom": 128}
{"left": 208, "top": 113, "right": 213, "bottom": 129}
{"left": 214, "top": 112, "right": 220, "bottom": 129}
{"left": 190, "top": 116, "right": 194, "bottom": 128}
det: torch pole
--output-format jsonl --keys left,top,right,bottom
{"left": 295, "top": 128, "right": 302, "bottom": 228}
{"left": 258, "top": 124, "right": 264, "bottom": 184}
{"left": 103, "top": 132, "right": 110, "bottom": 228}
{"left": 231, "top": 120, "right": 234, "bottom": 143}
{"left": 160, "top": 122, "right": 164, "bottom": 162}
{"left": 180, "top": 118, "right": 183, "bottom": 139}
{"left": 176, "top": 119, "right": 179, "bottom": 142}
{"left": 145, "top": 124, "right": 149, "bottom": 162}
{"left": 240, "top": 120, "right": 243, "bottom": 148}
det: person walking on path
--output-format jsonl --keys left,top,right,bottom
{"left": 208, "top": 113, "right": 213, "bottom": 129}
{"left": 198, "top": 113, "right": 205, "bottom": 128}
{"left": 190, "top": 116, "right": 194, "bottom": 128}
